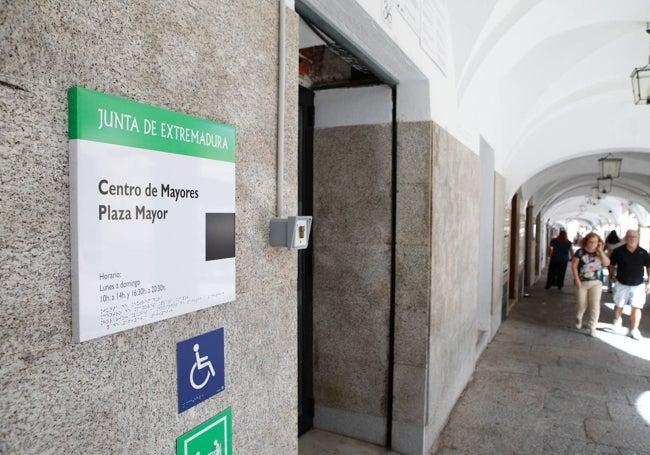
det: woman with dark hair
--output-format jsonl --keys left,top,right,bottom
{"left": 605, "top": 231, "right": 622, "bottom": 249}
{"left": 605, "top": 231, "right": 624, "bottom": 292}
{"left": 571, "top": 232, "right": 610, "bottom": 336}
{"left": 545, "top": 230, "right": 572, "bottom": 290}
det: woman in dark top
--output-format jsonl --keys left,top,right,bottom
{"left": 545, "top": 230, "right": 572, "bottom": 290}
{"left": 605, "top": 231, "right": 624, "bottom": 292}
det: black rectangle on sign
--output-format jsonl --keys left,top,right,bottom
{"left": 205, "top": 213, "right": 235, "bottom": 261}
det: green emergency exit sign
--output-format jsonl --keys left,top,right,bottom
{"left": 177, "top": 408, "right": 232, "bottom": 455}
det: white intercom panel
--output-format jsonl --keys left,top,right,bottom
{"left": 269, "top": 216, "right": 312, "bottom": 250}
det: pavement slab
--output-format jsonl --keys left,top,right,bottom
{"left": 542, "top": 436, "right": 620, "bottom": 455}
{"left": 539, "top": 364, "right": 650, "bottom": 389}
{"left": 607, "top": 402, "right": 650, "bottom": 426}
{"left": 585, "top": 419, "right": 650, "bottom": 452}
{"left": 434, "top": 276, "right": 650, "bottom": 455}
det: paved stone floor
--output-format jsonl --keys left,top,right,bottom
{"left": 435, "top": 277, "right": 650, "bottom": 455}
{"left": 300, "top": 276, "right": 650, "bottom": 454}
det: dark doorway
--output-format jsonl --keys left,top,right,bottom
{"left": 298, "top": 86, "right": 314, "bottom": 436}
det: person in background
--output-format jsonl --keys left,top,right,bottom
{"left": 545, "top": 230, "right": 572, "bottom": 290}
{"left": 571, "top": 232, "right": 610, "bottom": 337}
{"left": 573, "top": 233, "right": 582, "bottom": 245}
{"left": 605, "top": 231, "right": 625, "bottom": 292}
{"left": 605, "top": 231, "right": 624, "bottom": 252}
{"left": 607, "top": 230, "right": 650, "bottom": 340}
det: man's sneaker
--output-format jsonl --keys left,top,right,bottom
{"left": 630, "top": 329, "right": 643, "bottom": 341}
{"left": 612, "top": 317, "right": 624, "bottom": 333}
{"left": 589, "top": 327, "right": 597, "bottom": 337}
{"left": 575, "top": 318, "right": 582, "bottom": 329}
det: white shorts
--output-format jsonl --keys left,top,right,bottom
{"left": 613, "top": 283, "right": 647, "bottom": 309}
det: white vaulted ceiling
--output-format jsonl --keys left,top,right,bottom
{"left": 448, "top": 0, "right": 650, "bottom": 226}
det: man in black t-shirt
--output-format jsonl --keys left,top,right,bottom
{"left": 608, "top": 230, "right": 650, "bottom": 340}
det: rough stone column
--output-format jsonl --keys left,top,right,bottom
{"left": 392, "top": 121, "right": 433, "bottom": 454}
{"left": 393, "top": 121, "right": 481, "bottom": 454}
{"left": 492, "top": 173, "right": 507, "bottom": 336}
{"left": 312, "top": 123, "right": 393, "bottom": 444}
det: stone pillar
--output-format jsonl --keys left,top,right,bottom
{"left": 393, "top": 122, "right": 481, "bottom": 454}
{"left": 312, "top": 122, "right": 393, "bottom": 445}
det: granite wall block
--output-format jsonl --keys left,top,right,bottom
{"left": 1, "top": 2, "right": 300, "bottom": 453}
{"left": 312, "top": 123, "right": 392, "bottom": 442}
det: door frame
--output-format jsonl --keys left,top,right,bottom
{"left": 298, "top": 86, "right": 314, "bottom": 436}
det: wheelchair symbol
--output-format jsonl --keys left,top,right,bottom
{"left": 190, "top": 343, "right": 216, "bottom": 390}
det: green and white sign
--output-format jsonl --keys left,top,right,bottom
{"left": 177, "top": 408, "right": 232, "bottom": 455}
{"left": 69, "top": 87, "right": 236, "bottom": 342}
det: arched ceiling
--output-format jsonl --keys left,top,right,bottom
{"left": 448, "top": 0, "right": 650, "bottom": 225}
{"left": 523, "top": 152, "right": 650, "bottom": 227}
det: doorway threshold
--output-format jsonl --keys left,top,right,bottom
{"left": 299, "top": 429, "right": 400, "bottom": 454}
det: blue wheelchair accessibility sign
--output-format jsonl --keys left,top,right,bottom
{"left": 177, "top": 328, "right": 225, "bottom": 413}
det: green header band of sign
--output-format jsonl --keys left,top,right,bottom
{"left": 68, "top": 87, "right": 236, "bottom": 163}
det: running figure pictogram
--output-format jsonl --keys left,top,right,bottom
{"left": 195, "top": 440, "right": 222, "bottom": 455}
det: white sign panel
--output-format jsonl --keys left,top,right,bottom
{"left": 396, "top": 0, "right": 421, "bottom": 36}
{"left": 420, "top": 0, "right": 448, "bottom": 75}
{"left": 68, "top": 87, "right": 236, "bottom": 342}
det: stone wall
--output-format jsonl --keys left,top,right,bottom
{"left": 492, "top": 173, "right": 507, "bottom": 336}
{"left": 0, "top": 1, "right": 299, "bottom": 453}
{"left": 392, "top": 121, "right": 432, "bottom": 453}
{"left": 312, "top": 123, "right": 393, "bottom": 444}
{"left": 392, "top": 121, "right": 481, "bottom": 454}
{"left": 425, "top": 124, "right": 481, "bottom": 451}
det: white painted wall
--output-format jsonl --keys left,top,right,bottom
{"left": 314, "top": 86, "right": 392, "bottom": 128}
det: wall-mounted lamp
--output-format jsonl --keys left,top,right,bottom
{"left": 597, "top": 153, "right": 622, "bottom": 178}
{"left": 631, "top": 24, "right": 650, "bottom": 104}
{"left": 587, "top": 187, "right": 600, "bottom": 205}
{"left": 591, "top": 186, "right": 600, "bottom": 199}
{"left": 597, "top": 177, "right": 613, "bottom": 194}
